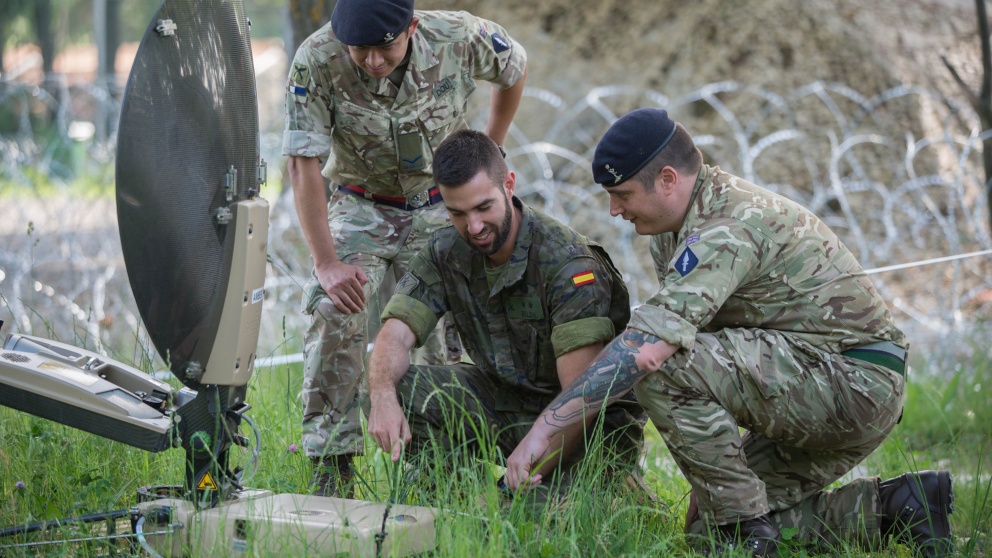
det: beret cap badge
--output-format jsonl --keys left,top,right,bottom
{"left": 605, "top": 164, "right": 623, "bottom": 184}
{"left": 332, "top": 0, "right": 414, "bottom": 47}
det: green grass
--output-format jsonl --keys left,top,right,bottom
{"left": 0, "top": 340, "right": 990, "bottom": 556}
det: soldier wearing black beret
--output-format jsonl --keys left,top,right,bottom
{"left": 283, "top": 0, "right": 528, "bottom": 498}
{"left": 331, "top": 0, "right": 414, "bottom": 47}
{"left": 506, "top": 108, "right": 953, "bottom": 558}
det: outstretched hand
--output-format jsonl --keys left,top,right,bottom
{"left": 504, "top": 431, "right": 553, "bottom": 490}
{"left": 368, "top": 393, "right": 411, "bottom": 462}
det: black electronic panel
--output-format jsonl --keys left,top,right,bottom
{"left": 116, "top": 0, "right": 258, "bottom": 389}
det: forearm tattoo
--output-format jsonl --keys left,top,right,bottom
{"left": 543, "top": 329, "right": 657, "bottom": 427}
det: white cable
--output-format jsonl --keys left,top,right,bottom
{"left": 863, "top": 249, "right": 992, "bottom": 275}
{"left": 134, "top": 515, "right": 166, "bottom": 558}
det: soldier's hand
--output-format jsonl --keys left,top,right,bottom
{"left": 505, "top": 433, "right": 547, "bottom": 490}
{"left": 368, "top": 392, "right": 411, "bottom": 462}
{"left": 316, "top": 260, "right": 369, "bottom": 314}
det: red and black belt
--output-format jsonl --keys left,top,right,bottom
{"left": 337, "top": 184, "right": 442, "bottom": 210}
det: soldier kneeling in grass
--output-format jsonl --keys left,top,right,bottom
{"left": 367, "top": 130, "right": 648, "bottom": 501}
{"left": 506, "top": 108, "right": 953, "bottom": 558}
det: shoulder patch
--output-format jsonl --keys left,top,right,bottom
{"left": 685, "top": 234, "right": 700, "bottom": 246}
{"left": 291, "top": 64, "right": 309, "bottom": 84}
{"left": 478, "top": 22, "right": 489, "bottom": 38}
{"left": 572, "top": 270, "right": 595, "bottom": 286}
{"left": 491, "top": 33, "right": 510, "bottom": 53}
{"left": 674, "top": 247, "right": 698, "bottom": 277}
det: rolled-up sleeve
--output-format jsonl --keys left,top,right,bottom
{"left": 628, "top": 305, "right": 698, "bottom": 351}
{"left": 282, "top": 47, "right": 333, "bottom": 159}
{"left": 463, "top": 14, "right": 527, "bottom": 89}
{"left": 379, "top": 249, "right": 448, "bottom": 348}
{"left": 381, "top": 294, "right": 439, "bottom": 347}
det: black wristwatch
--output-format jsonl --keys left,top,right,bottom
{"left": 498, "top": 145, "right": 507, "bottom": 158}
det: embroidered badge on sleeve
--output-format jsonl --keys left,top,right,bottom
{"left": 572, "top": 270, "right": 596, "bottom": 286}
{"left": 491, "top": 33, "right": 510, "bottom": 53}
{"left": 289, "top": 64, "right": 309, "bottom": 96}
{"left": 675, "top": 248, "right": 698, "bottom": 277}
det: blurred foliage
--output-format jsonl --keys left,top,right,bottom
{"left": 0, "top": 0, "right": 286, "bottom": 54}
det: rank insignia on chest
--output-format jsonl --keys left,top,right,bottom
{"left": 572, "top": 270, "right": 595, "bottom": 286}
{"left": 675, "top": 247, "right": 698, "bottom": 277}
{"left": 507, "top": 296, "right": 544, "bottom": 320}
{"left": 491, "top": 33, "right": 510, "bottom": 53}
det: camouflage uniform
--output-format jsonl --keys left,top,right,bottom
{"left": 282, "top": 11, "right": 527, "bottom": 458}
{"left": 630, "top": 165, "right": 908, "bottom": 546}
{"left": 381, "top": 197, "right": 645, "bottom": 478}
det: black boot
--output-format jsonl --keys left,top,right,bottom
{"left": 714, "top": 514, "right": 781, "bottom": 557}
{"left": 879, "top": 470, "right": 954, "bottom": 557}
{"left": 309, "top": 454, "right": 355, "bottom": 498}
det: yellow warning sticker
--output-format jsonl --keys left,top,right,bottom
{"left": 197, "top": 472, "right": 219, "bottom": 491}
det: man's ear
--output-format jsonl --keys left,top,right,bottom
{"left": 657, "top": 166, "right": 679, "bottom": 194}
{"left": 503, "top": 170, "right": 516, "bottom": 198}
{"left": 407, "top": 17, "right": 420, "bottom": 37}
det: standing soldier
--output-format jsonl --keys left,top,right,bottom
{"left": 282, "top": 0, "right": 527, "bottom": 497}
{"left": 506, "top": 108, "right": 953, "bottom": 557}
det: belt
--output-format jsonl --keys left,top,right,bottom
{"left": 841, "top": 341, "right": 907, "bottom": 376}
{"left": 338, "top": 184, "right": 442, "bottom": 210}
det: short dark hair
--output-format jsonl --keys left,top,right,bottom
{"left": 633, "top": 123, "right": 703, "bottom": 189}
{"left": 432, "top": 129, "right": 507, "bottom": 188}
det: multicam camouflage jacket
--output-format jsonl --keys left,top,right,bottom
{"left": 629, "top": 165, "right": 908, "bottom": 354}
{"left": 381, "top": 197, "right": 630, "bottom": 396}
{"left": 282, "top": 10, "right": 527, "bottom": 198}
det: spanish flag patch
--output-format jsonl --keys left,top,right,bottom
{"left": 572, "top": 270, "right": 595, "bottom": 286}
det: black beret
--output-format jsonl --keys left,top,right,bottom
{"left": 592, "top": 108, "right": 677, "bottom": 187}
{"left": 332, "top": 0, "right": 415, "bottom": 47}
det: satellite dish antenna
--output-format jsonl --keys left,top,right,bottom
{"left": 0, "top": 0, "right": 438, "bottom": 554}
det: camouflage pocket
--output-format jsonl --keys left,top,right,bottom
{"left": 302, "top": 277, "right": 326, "bottom": 316}
{"left": 722, "top": 329, "right": 811, "bottom": 399}
{"left": 335, "top": 100, "right": 389, "bottom": 173}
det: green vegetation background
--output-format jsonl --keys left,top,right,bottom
{"left": 0, "top": 330, "right": 989, "bottom": 556}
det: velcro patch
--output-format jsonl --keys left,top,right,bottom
{"left": 572, "top": 270, "right": 595, "bottom": 286}
{"left": 291, "top": 64, "right": 309, "bottom": 84}
{"left": 507, "top": 296, "right": 544, "bottom": 320}
{"left": 409, "top": 255, "right": 441, "bottom": 286}
{"left": 491, "top": 33, "right": 510, "bottom": 53}
{"left": 434, "top": 76, "right": 455, "bottom": 100}
{"left": 288, "top": 83, "right": 307, "bottom": 96}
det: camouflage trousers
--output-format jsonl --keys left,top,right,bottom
{"left": 633, "top": 328, "right": 905, "bottom": 546}
{"left": 301, "top": 190, "right": 461, "bottom": 459}
{"left": 393, "top": 363, "right": 645, "bottom": 486}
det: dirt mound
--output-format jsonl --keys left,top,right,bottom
{"left": 425, "top": 0, "right": 979, "bottom": 101}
